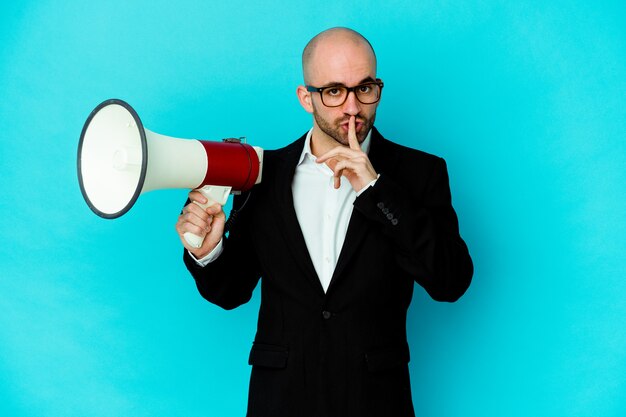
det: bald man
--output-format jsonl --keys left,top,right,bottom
{"left": 176, "top": 28, "right": 473, "bottom": 417}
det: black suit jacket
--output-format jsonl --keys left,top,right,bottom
{"left": 184, "top": 127, "right": 473, "bottom": 417}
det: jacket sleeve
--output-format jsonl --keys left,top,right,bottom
{"left": 353, "top": 157, "right": 473, "bottom": 302}
{"left": 183, "top": 193, "right": 262, "bottom": 310}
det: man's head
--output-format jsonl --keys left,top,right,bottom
{"left": 297, "top": 28, "right": 381, "bottom": 148}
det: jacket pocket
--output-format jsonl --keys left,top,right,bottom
{"left": 365, "top": 344, "right": 410, "bottom": 372}
{"left": 248, "top": 343, "right": 289, "bottom": 369}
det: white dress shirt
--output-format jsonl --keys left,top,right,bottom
{"left": 291, "top": 129, "right": 373, "bottom": 291}
{"left": 190, "top": 128, "right": 376, "bottom": 293}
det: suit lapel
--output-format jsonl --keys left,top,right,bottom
{"left": 327, "top": 204, "right": 370, "bottom": 293}
{"left": 271, "top": 135, "right": 326, "bottom": 296}
{"left": 327, "top": 128, "right": 398, "bottom": 293}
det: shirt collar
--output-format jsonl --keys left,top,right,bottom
{"left": 297, "top": 127, "right": 373, "bottom": 166}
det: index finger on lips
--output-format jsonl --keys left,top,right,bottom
{"left": 348, "top": 116, "right": 359, "bottom": 150}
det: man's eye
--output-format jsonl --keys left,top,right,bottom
{"left": 358, "top": 85, "right": 372, "bottom": 93}
{"left": 327, "top": 88, "right": 342, "bottom": 96}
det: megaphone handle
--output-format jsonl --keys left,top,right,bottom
{"left": 183, "top": 185, "right": 232, "bottom": 249}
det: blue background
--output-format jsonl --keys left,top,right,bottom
{"left": 1, "top": 1, "right": 625, "bottom": 416}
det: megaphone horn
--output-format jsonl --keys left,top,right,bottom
{"left": 77, "top": 98, "right": 263, "bottom": 248}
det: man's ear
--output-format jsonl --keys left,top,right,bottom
{"left": 296, "top": 85, "right": 314, "bottom": 113}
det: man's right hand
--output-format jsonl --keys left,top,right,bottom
{"left": 175, "top": 189, "right": 226, "bottom": 259}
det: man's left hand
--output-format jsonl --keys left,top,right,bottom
{"left": 316, "top": 115, "right": 378, "bottom": 192}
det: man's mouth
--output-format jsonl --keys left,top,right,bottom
{"left": 340, "top": 119, "right": 364, "bottom": 133}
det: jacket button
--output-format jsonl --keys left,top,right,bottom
{"left": 377, "top": 202, "right": 384, "bottom": 209}
{"left": 386, "top": 213, "right": 394, "bottom": 220}
{"left": 391, "top": 218, "right": 399, "bottom": 226}
{"left": 322, "top": 310, "right": 332, "bottom": 320}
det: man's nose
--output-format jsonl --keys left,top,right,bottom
{"left": 342, "top": 91, "right": 361, "bottom": 115}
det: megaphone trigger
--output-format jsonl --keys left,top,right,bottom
{"left": 183, "top": 185, "right": 232, "bottom": 248}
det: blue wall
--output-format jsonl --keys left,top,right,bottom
{"left": 1, "top": 1, "right": 625, "bottom": 416}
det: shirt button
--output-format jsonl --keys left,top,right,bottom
{"left": 322, "top": 311, "right": 332, "bottom": 320}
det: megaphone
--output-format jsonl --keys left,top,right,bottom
{"left": 77, "top": 98, "right": 263, "bottom": 248}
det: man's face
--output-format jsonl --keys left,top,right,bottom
{"left": 305, "top": 40, "right": 379, "bottom": 146}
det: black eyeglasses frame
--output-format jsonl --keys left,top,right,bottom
{"left": 305, "top": 79, "right": 384, "bottom": 107}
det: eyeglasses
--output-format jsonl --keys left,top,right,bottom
{"left": 306, "top": 79, "right": 384, "bottom": 107}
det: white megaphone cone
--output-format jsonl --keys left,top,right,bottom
{"left": 77, "top": 99, "right": 263, "bottom": 248}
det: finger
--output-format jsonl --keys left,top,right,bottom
{"left": 333, "top": 159, "right": 352, "bottom": 175}
{"left": 183, "top": 203, "right": 214, "bottom": 226}
{"left": 182, "top": 211, "right": 210, "bottom": 231}
{"left": 335, "top": 157, "right": 370, "bottom": 174}
{"left": 184, "top": 203, "right": 210, "bottom": 221}
{"left": 316, "top": 147, "right": 359, "bottom": 163}
{"left": 204, "top": 203, "right": 224, "bottom": 216}
{"left": 348, "top": 116, "right": 359, "bottom": 150}
{"left": 189, "top": 190, "right": 207, "bottom": 205}
{"left": 178, "top": 218, "right": 208, "bottom": 238}
{"left": 334, "top": 173, "right": 341, "bottom": 189}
